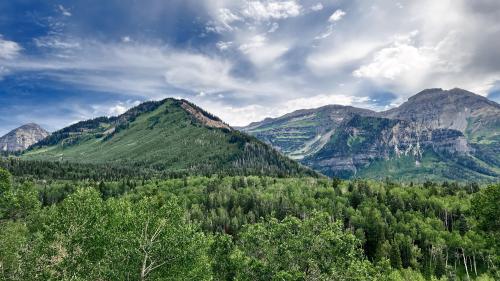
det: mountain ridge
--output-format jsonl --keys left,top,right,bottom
{"left": 241, "top": 88, "right": 500, "bottom": 181}
{"left": 24, "top": 98, "right": 317, "bottom": 177}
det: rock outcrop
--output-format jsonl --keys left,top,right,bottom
{"left": 0, "top": 123, "right": 50, "bottom": 152}
{"left": 242, "top": 88, "right": 500, "bottom": 181}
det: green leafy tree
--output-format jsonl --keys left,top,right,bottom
{"left": 20, "top": 188, "right": 211, "bottom": 280}
{"left": 210, "top": 234, "right": 236, "bottom": 281}
{"left": 232, "top": 212, "right": 378, "bottom": 280}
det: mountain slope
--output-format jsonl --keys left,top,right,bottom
{"left": 0, "top": 123, "right": 49, "bottom": 152}
{"left": 241, "top": 105, "right": 376, "bottom": 159}
{"left": 381, "top": 88, "right": 499, "bottom": 133}
{"left": 242, "top": 88, "right": 500, "bottom": 181}
{"left": 24, "top": 99, "right": 315, "bottom": 177}
{"left": 303, "top": 115, "right": 497, "bottom": 181}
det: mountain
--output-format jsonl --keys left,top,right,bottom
{"left": 241, "top": 88, "right": 500, "bottom": 181}
{"left": 241, "top": 105, "right": 377, "bottom": 159}
{"left": 0, "top": 123, "right": 49, "bottom": 153}
{"left": 23, "top": 98, "right": 315, "bottom": 177}
{"left": 381, "top": 88, "right": 499, "bottom": 136}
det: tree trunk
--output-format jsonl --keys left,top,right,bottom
{"left": 462, "top": 248, "right": 470, "bottom": 280}
{"left": 141, "top": 252, "right": 149, "bottom": 281}
{"left": 444, "top": 208, "right": 448, "bottom": 230}
{"left": 472, "top": 254, "right": 477, "bottom": 277}
{"left": 454, "top": 253, "right": 457, "bottom": 271}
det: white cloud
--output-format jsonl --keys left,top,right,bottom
{"left": 311, "top": 3, "right": 324, "bottom": 12}
{"left": 218, "top": 8, "right": 243, "bottom": 30}
{"left": 206, "top": 8, "right": 243, "bottom": 33}
{"left": 121, "top": 36, "right": 132, "bottom": 43}
{"left": 3, "top": 0, "right": 500, "bottom": 129}
{"left": 239, "top": 34, "right": 267, "bottom": 53}
{"left": 0, "top": 36, "right": 22, "bottom": 59}
{"left": 202, "top": 93, "right": 369, "bottom": 126}
{"left": 328, "top": 9, "right": 346, "bottom": 22}
{"left": 352, "top": 30, "right": 472, "bottom": 92}
{"left": 268, "top": 22, "right": 279, "bottom": 33}
{"left": 243, "top": 0, "right": 301, "bottom": 21}
{"left": 353, "top": 31, "right": 434, "bottom": 80}
{"left": 109, "top": 104, "right": 127, "bottom": 115}
{"left": 307, "top": 39, "right": 384, "bottom": 73}
{"left": 58, "top": 5, "right": 72, "bottom": 17}
{"left": 239, "top": 34, "right": 289, "bottom": 66}
{"left": 216, "top": 41, "right": 233, "bottom": 51}
{"left": 34, "top": 36, "right": 81, "bottom": 49}
{"left": 90, "top": 100, "right": 141, "bottom": 118}
{"left": 0, "top": 66, "right": 10, "bottom": 78}
{"left": 283, "top": 93, "right": 364, "bottom": 111}
{"left": 314, "top": 25, "right": 333, "bottom": 40}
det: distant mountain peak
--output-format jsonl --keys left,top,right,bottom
{"left": 0, "top": 123, "right": 50, "bottom": 152}
{"left": 408, "top": 88, "right": 444, "bottom": 100}
{"left": 406, "top": 87, "right": 497, "bottom": 106}
{"left": 241, "top": 87, "right": 500, "bottom": 181}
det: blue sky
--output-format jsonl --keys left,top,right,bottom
{"left": 1, "top": 0, "right": 500, "bottom": 135}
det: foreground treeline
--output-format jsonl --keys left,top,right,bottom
{"left": 1, "top": 169, "right": 499, "bottom": 280}
{"left": 0, "top": 158, "right": 317, "bottom": 181}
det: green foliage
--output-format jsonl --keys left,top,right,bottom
{"left": 471, "top": 184, "right": 500, "bottom": 275}
{"left": 22, "top": 99, "right": 315, "bottom": 178}
{"left": 0, "top": 167, "right": 497, "bottom": 280}
{"left": 232, "top": 212, "right": 378, "bottom": 280}
{"left": 0, "top": 221, "right": 28, "bottom": 280}
{"left": 0, "top": 168, "right": 40, "bottom": 221}
{"left": 11, "top": 189, "right": 211, "bottom": 280}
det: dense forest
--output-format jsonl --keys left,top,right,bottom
{"left": 1, "top": 167, "right": 498, "bottom": 280}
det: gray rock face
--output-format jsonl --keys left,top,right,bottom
{"left": 381, "top": 88, "right": 500, "bottom": 133}
{"left": 242, "top": 88, "right": 500, "bottom": 181}
{"left": 0, "top": 123, "right": 50, "bottom": 152}
{"left": 304, "top": 116, "right": 474, "bottom": 178}
{"left": 241, "top": 105, "right": 377, "bottom": 159}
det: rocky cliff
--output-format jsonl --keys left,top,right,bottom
{"left": 242, "top": 88, "right": 500, "bottom": 181}
{"left": 242, "top": 105, "right": 376, "bottom": 159}
{"left": 0, "top": 123, "right": 50, "bottom": 152}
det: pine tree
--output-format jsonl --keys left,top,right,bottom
{"left": 390, "top": 242, "right": 403, "bottom": 269}
{"left": 434, "top": 253, "right": 446, "bottom": 278}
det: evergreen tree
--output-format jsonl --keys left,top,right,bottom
{"left": 390, "top": 242, "right": 403, "bottom": 269}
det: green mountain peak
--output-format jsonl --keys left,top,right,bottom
{"left": 24, "top": 98, "right": 315, "bottom": 177}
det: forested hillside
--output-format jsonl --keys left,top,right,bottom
{"left": 1, "top": 167, "right": 498, "bottom": 280}
{"left": 22, "top": 99, "right": 315, "bottom": 177}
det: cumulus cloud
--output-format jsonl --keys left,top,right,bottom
{"left": 353, "top": 31, "right": 437, "bottom": 80}
{"left": 311, "top": 3, "right": 324, "bottom": 12}
{"left": 0, "top": 36, "right": 22, "bottom": 59}
{"left": 110, "top": 104, "right": 127, "bottom": 115}
{"left": 216, "top": 41, "right": 233, "bottom": 51}
{"left": 243, "top": 0, "right": 301, "bottom": 21}
{"left": 328, "top": 9, "right": 346, "bottom": 22}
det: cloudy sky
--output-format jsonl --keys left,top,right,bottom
{"left": 1, "top": 0, "right": 500, "bottom": 135}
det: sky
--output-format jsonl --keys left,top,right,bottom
{"left": 1, "top": 0, "right": 500, "bottom": 135}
